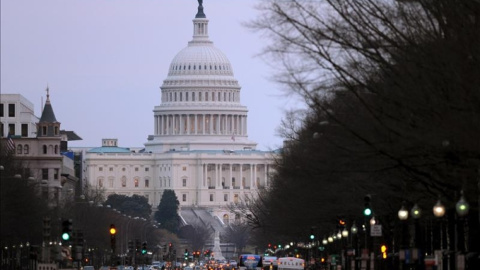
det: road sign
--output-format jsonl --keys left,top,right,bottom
{"left": 370, "top": 224, "right": 382, "bottom": 236}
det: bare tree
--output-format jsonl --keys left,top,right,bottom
{"left": 178, "top": 221, "right": 213, "bottom": 251}
{"left": 243, "top": 0, "right": 480, "bottom": 248}
{"left": 222, "top": 220, "right": 251, "bottom": 254}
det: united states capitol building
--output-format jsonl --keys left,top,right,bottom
{"left": 82, "top": 1, "right": 278, "bottom": 227}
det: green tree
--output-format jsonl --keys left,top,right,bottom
{"left": 0, "top": 151, "right": 51, "bottom": 245}
{"left": 104, "top": 194, "right": 152, "bottom": 219}
{"left": 155, "top": 189, "right": 181, "bottom": 233}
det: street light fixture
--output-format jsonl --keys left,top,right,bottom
{"left": 351, "top": 223, "right": 358, "bottom": 234}
{"left": 398, "top": 202, "right": 409, "bottom": 220}
{"left": 433, "top": 200, "right": 446, "bottom": 218}
{"left": 456, "top": 190, "right": 469, "bottom": 217}
{"left": 342, "top": 228, "right": 349, "bottom": 238}
{"left": 411, "top": 204, "right": 422, "bottom": 219}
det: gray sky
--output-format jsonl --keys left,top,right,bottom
{"left": 1, "top": 0, "right": 298, "bottom": 150}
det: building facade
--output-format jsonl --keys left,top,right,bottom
{"left": 0, "top": 92, "right": 81, "bottom": 207}
{"left": 83, "top": 2, "right": 277, "bottom": 224}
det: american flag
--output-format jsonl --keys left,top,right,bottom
{"left": 5, "top": 133, "right": 15, "bottom": 153}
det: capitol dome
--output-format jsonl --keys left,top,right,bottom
{"left": 163, "top": 3, "right": 236, "bottom": 82}
{"left": 146, "top": 0, "right": 257, "bottom": 152}
{"left": 167, "top": 44, "right": 234, "bottom": 77}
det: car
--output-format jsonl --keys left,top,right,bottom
{"left": 229, "top": 260, "right": 237, "bottom": 268}
{"left": 83, "top": 266, "right": 95, "bottom": 270}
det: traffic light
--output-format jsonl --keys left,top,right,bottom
{"left": 364, "top": 195, "right": 372, "bottom": 216}
{"left": 136, "top": 239, "right": 141, "bottom": 252}
{"left": 109, "top": 224, "right": 117, "bottom": 235}
{"left": 75, "top": 229, "right": 84, "bottom": 247}
{"left": 110, "top": 224, "right": 116, "bottom": 252}
{"left": 338, "top": 217, "right": 346, "bottom": 228}
{"left": 142, "top": 242, "right": 147, "bottom": 255}
{"left": 62, "top": 219, "right": 73, "bottom": 241}
{"left": 380, "top": 244, "right": 387, "bottom": 259}
{"left": 128, "top": 240, "right": 134, "bottom": 253}
{"left": 43, "top": 216, "right": 51, "bottom": 242}
{"left": 184, "top": 249, "right": 189, "bottom": 260}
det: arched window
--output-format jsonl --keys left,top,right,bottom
{"left": 54, "top": 145, "right": 58, "bottom": 154}
{"left": 17, "top": 144, "right": 22, "bottom": 155}
{"left": 98, "top": 178, "right": 104, "bottom": 188}
{"left": 134, "top": 177, "right": 139, "bottom": 187}
{"left": 24, "top": 144, "right": 29, "bottom": 154}
{"left": 43, "top": 145, "right": 47, "bottom": 154}
{"left": 223, "top": 214, "right": 229, "bottom": 224}
{"left": 121, "top": 176, "right": 127, "bottom": 187}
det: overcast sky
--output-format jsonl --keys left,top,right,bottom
{"left": 1, "top": 0, "right": 301, "bottom": 150}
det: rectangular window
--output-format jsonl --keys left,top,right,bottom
{"left": 182, "top": 194, "right": 187, "bottom": 202}
{"left": 135, "top": 167, "right": 139, "bottom": 171}
{"left": 99, "top": 167, "right": 103, "bottom": 171}
{"left": 9, "top": 124, "right": 15, "bottom": 135}
{"left": 0, "top": 103, "right": 3, "bottom": 117}
{"left": 42, "top": 168, "right": 48, "bottom": 180}
{"left": 42, "top": 126, "right": 47, "bottom": 135}
{"left": 109, "top": 167, "right": 113, "bottom": 171}
{"left": 54, "top": 169, "right": 59, "bottom": 180}
{"left": 21, "top": 124, "right": 28, "bottom": 137}
{"left": 145, "top": 179, "right": 149, "bottom": 187}
{"left": 182, "top": 179, "right": 187, "bottom": 187}
{"left": 8, "top": 104, "right": 15, "bottom": 117}
{"left": 109, "top": 178, "right": 114, "bottom": 187}
{"left": 145, "top": 167, "right": 149, "bottom": 172}
{"left": 134, "top": 179, "right": 139, "bottom": 187}
{"left": 224, "top": 194, "right": 228, "bottom": 202}
{"left": 210, "top": 194, "right": 214, "bottom": 202}
{"left": 183, "top": 166, "right": 187, "bottom": 171}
